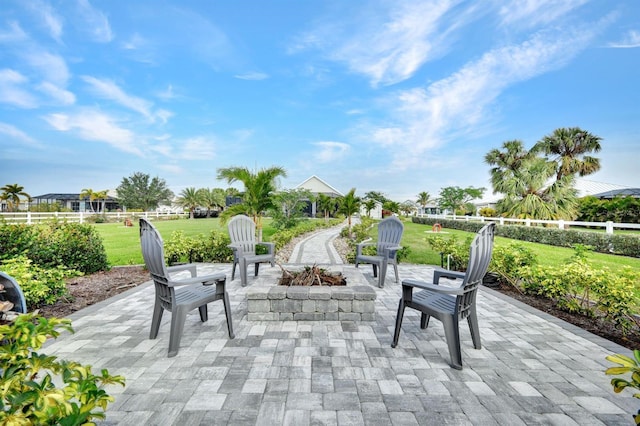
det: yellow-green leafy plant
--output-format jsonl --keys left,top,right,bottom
{"left": 606, "top": 350, "right": 640, "bottom": 425}
{"left": 0, "top": 313, "right": 125, "bottom": 424}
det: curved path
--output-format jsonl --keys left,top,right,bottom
{"left": 288, "top": 225, "right": 344, "bottom": 264}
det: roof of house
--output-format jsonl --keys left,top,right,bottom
{"left": 33, "top": 193, "right": 117, "bottom": 201}
{"left": 295, "top": 175, "right": 343, "bottom": 197}
{"left": 591, "top": 188, "right": 640, "bottom": 199}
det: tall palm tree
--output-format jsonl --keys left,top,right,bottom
{"left": 338, "top": 188, "right": 360, "bottom": 229}
{"left": 364, "top": 199, "right": 377, "bottom": 217}
{"left": 416, "top": 191, "right": 432, "bottom": 214}
{"left": 1, "top": 184, "right": 31, "bottom": 212}
{"left": 198, "top": 187, "right": 226, "bottom": 217}
{"left": 80, "top": 188, "right": 97, "bottom": 213}
{"left": 316, "top": 193, "right": 334, "bottom": 221}
{"left": 94, "top": 190, "right": 108, "bottom": 213}
{"left": 484, "top": 140, "right": 535, "bottom": 193}
{"left": 176, "top": 187, "right": 203, "bottom": 219}
{"left": 217, "top": 166, "right": 287, "bottom": 241}
{"left": 532, "top": 127, "right": 602, "bottom": 181}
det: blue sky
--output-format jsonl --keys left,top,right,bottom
{"left": 1, "top": 0, "right": 639, "bottom": 203}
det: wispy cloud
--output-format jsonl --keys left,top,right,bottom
{"left": 23, "top": 50, "right": 70, "bottom": 86}
{"left": 37, "top": 82, "right": 75, "bottom": 105}
{"left": 234, "top": 72, "right": 269, "bottom": 81}
{"left": 0, "top": 21, "right": 28, "bottom": 43}
{"left": 82, "top": 76, "right": 165, "bottom": 121}
{"left": 44, "top": 109, "right": 141, "bottom": 155}
{"left": 292, "top": 0, "right": 462, "bottom": 86}
{"left": 0, "top": 122, "right": 41, "bottom": 147}
{"left": 499, "top": 0, "right": 589, "bottom": 28}
{"left": 26, "top": 0, "right": 64, "bottom": 42}
{"left": 608, "top": 30, "right": 640, "bottom": 48}
{"left": 312, "top": 141, "right": 350, "bottom": 163}
{"left": 367, "top": 25, "right": 601, "bottom": 169}
{"left": 0, "top": 69, "right": 38, "bottom": 108}
{"left": 76, "top": 0, "right": 113, "bottom": 43}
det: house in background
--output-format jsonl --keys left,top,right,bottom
{"left": 360, "top": 200, "right": 383, "bottom": 219}
{"left": 294, "top": 175, "right": 343, "bottom": 217}
{"left": 31, "top": 191, "right": 120, "bottom": 212}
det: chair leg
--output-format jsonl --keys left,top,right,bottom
{"left": 198, "top": 304, "right": 209, "bottom": 322}
{"left": 379, "top": 262, "right": 387, "bottom": 288}
{"left": 391, "top": 299, "right": 406, "bottom": 348}
{"left": 223, "top": 290, "right": 235, "bottom": 339}
{"left": 150, "top": 301, "right": 164, "bottom": 339}
{"left": 168, "top": 306, "right": 188, "bottom": 357}
{"left": 231, "top": 260, "right": 237, "bottom": 281}
{"left": 442, "top": 316, "right": 463, "bottom": 369}
{"left": 468, "top": 308, "right": 481, "bottom": 350}
{"left": 393, "top": 264, "right": 399, "bottom": 283}
{"left": 372, "top": 264, "right": 378, "bottom": 278}
{"left": 240, "top": 259, "right": 248, "bottom": 287}
{"left": 420, "top": 313, "right": 430, "bottom": 329}
{"left": 254, "top": 262, "right": 260, "bottom": 277}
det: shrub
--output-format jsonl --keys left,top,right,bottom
{"left": 425, "top": 234, "right": 471, "bottom": 271}
{"left": 0, "top": 256, "right": 81, "bottom": 309}
{"left": 605, "top": 350, "right": 640, "bottom": 425}
{"left": 0, "top": 313, "right": 125, "bottom": 424}
{"left": 489, "top": 243, "right": 538, "bottom": 288}
{"left": 0, "top": 222, "right": 35, "bottom": 261}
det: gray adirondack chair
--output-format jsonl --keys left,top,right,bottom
{"left": 139, "top": 218, "right": 234, "bottom": 357}
{"left": 355, "top": 216, "right": 404, "bottom": 288}
{"left": 227, "top": 215, "right": 275, "bottom": 287}
{"left": 0, "top": 271, "right": 27, "bottom": 314}
{"left": 391, "top": 222, "right": 495, "bottom": 369}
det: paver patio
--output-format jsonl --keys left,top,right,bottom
{"left": 43, "top": 226, "right": 637, "bottom": 425}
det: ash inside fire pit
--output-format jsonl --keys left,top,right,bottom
{"left": 278, "top": 264, "right": 346, "bottom": 286}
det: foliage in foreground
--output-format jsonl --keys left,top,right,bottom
{"left": 606, "top": 350, "right": 640, "bottom": 425}
{"left": 0, "top": 313, "right": 125, "bottom": 425}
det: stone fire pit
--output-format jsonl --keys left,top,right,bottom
{"left": 246, "top": 265, "right": 376, "bottom": 321}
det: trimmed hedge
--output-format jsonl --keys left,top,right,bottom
{"left": 412, "top": 217, "right": 640, "bottom": 258}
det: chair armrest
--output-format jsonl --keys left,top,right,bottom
{"left": 356, "top": 240, "right": 375, "bottom": 256}
{"left": 257, "top": 242, "right": 275, "bottom": 255}
{"left": 169, "top": 272, "right": 226, "bottom": 287}
{"left": 401, "top": 279, "right": 464, "bottom": 295}
{"left": 167, "top": 264, "right": 197, "bottom": 277}
{"left": 228, "top": 243, "right": 244, "bottom": 257}
{"left": 433, "top": 268, "right": 465, "bottom": 284}
{"left": 382, "top": 245, "right": 402, "bottom": 258}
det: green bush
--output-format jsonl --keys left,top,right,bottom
{"left": 0, "top": 256, "right": 81, "bottom": 309}
{"left": 489, "top": 242, "right": 538, "bottom": 288}
{"left": 0, "top": 313, "right": 125, "bottom": 424}
{"left": 425, "top": 234, "right": 472, "bottom": 271}
{"left": 0, "top": 222, "right": 35, "bottom": 262}
{"left": 606, "top": 350, "right": 640, "bottom": 425}
{"left": 164, "top": 230, "right": 234, "bottom": 265}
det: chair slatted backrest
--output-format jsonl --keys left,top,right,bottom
{"left": 376, "top": 216, "right": 404, "bottom": 258}
{"left": 139, "top": 218, "right": 173, "bottom": 308}
{"left": 228, "top": 215, "right": 257, "bottom": 254}
{"left": 455, "top": 222, "right": 495, "bottom": 319}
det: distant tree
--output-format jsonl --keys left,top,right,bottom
{"left": 270, "top": 188, "right": 314, "bottom": 229}
{"left": 94, "top": 190, "right": 108, "bottom": 213}
{"left": 225, "top": 187, "right": 240, "bottom": 197}
{"left": 79, "top": 188, "right": 97, "bottom": 213}
{"left": 532, "top": 127, "right": 602, "bottom": 181}
{"left": 175, "top": 187, "right": 203, "bottom": 219}
{"left": 383, "top": 200, "right": 400, "bottom": 215}
{"left": 416, "top": 191, "right": 432, "bottom": 214}
{"left": 216, "top": 165, "right": 287, "bottom": 241}
{"left": 316, "top": 193, "right": 331, "bottom": 221}
{"left": 363, "top": 199, "right": 377, "bottom": 217}
{"left": 438, "top": 186, "right": 485, "bottom": 214}
{"left": 338, "top": 188, "right": 361, "bottom": 229}
{"left": 399, "top": 201, "right": 416, "bottom": 216}
{"left": 116, "top": 172, "right": 174, "bottom": 211}
{"left": 364, "top": 191, "right": 388, "bottom": 204}
{"left": 1, "top": 184, "right": 31, "bottom": 212}
{"left": 199, "top": 188, "right": 226, "bottom": 217}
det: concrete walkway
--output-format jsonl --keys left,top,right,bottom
{"left": 44, "top": 228, "right": 637, "bottom": 425}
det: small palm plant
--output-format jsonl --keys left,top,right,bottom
{"left": 605, "top": 350, "right": 640, "bottom": 425}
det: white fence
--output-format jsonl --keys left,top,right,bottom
{"left": 419, "top": 213, "right": 640, "bottom": 235}
{"left": 0, "top": 211, "right": 188, "bottom": 225}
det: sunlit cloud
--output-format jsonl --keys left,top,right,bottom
{"left": 367, "top": 25, "right": 601, "bottom": 169}
{"left": 26, "top": 0, "right": 64, "bottom": 42}
{"left": 312, "top": 141, "right": 350, "bottom": 163}
{"left": 0, "top": 69, "right": 37, "bottom": 108}
{"left": 292, "top": 0, "right": 462, "bottom": 86}
{"left": 23, "top": 50, "right": 70, "bottom": 86}
{"left": 44, "top": 109, "right": 141, "bottom": 155}
{"left": 234, "top": 72, "right": 269, "bottom": 81}
{"left": 608, "top": 30, "right": 640, "bottom": 48}
{"left": 0, "top": 122, "right": 41, "bottom": 147}
{"left": 77, "top": 0, "right": 113, "bottom": 43}
{"left": 82, "top": 76, "right": 158, "bottom": 120}
{"left": 37, "top": 82, "right": 75, "bottom": 105}
{"left": 499, "top": 0, "right": 589, "bottom": 28}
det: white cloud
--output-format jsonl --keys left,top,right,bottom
{"left": 44, "top": 110, "right": 141, "bottom": 155}
{"left": 234, "top": 72, "right": 269, "bottom": 81}
{"left": 179, "top": 137, "right": 216, "bottom": 159}
{"left": 76, "top": 0, "right": 113, "bottom": 43}
{"left": 27, "top": 0, "right": 64, "bottom": 42}
{"left": 23, "top": 51, "right": 70, "bottom": 86}
{"left": 82, "top": 76, "right": 161, "bottom": 121}
{"left": 0, "top": 122, "right": 41, "bottom": 147}
{"left": 608, "top": 30, "right": 640, "bottom": 48}
{"left": 37, "top": 82, "right": 75, "bottom": 105}
{"left": 0, "top": 69, "right": 37, "bottom": 108}
{"left": 293, "top": 0, "right": 462, "bottom": 86}
{"left": 156, "top": 85, "right": 176, "bottom": 101}
{"left": 499, "top": 0, "right": 589, "bottom": 28}
{"left": 312, "top": 141, "right": 350, "bottom": 163}
{"left": 368, "top": 26, "right": 600, "bottom": 168}
{"left": 0, "top": 21, "right": 28, "bottom": 43}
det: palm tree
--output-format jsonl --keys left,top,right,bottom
{"left": 198, "top": 188, "right": 226, "bottom": 217}
{"left": 316, "top": 193, "right": 334, "bottom": 221}
{"left": 1, "top": 184, "right": 31, "bottom": 212}
{"left": 175, "top": 187, "right": 203, "bottom": 219}
{"left": 363, "top": 199, "right": 377, "bottom": 217}
{"left": 485, "top": 140, "right": 535, "bottom": 193}
{"left": 338, "top": 188, "right": 360, "bottom": 229}
{"left": 532, "top": 127, "right": 602, "bottom": 181}
{"left": 94, "top": 190, "right": 108, "bottom": 213}
{"left": 80, "top": 188, "right": 97, "bottom": 213}
{"left": 217, "top": 166, "right": 287, "bottom": 241}
{"left": 416, "top": 191, "right": 432, "bottom": 214}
